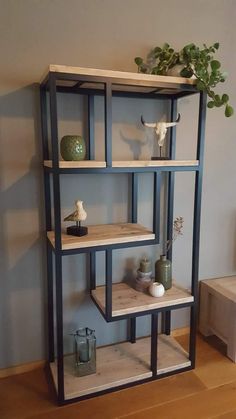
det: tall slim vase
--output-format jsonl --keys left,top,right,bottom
{"left": 155, "top": 255, "right": 172, "bottom": 290}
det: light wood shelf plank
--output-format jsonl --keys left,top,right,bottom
{"left": 47, "top": 223, "right": 155, "bottom": 250}
{"left": 92, "top": 282, "right": 193, "bottom": 317}
{"left": 50, "top": 335, "right": 190, "bottom": 400}
{"left": 112, "top": 160, "right": 199, "bottom": 168}
{"left": 157, "top": 335, "right": 191, "bottom": 375}
{"left": 44, "top": 160, "right": 106, "bottom": 168}
{"left": 44, "top": 160, "right": 199, "bottom": 169}
{"left": 41, "top": 64, "right": 197, "bottom": 87}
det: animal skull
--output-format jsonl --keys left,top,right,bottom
{"left": 141, "top": 114, "right": 181, "bottom": 147}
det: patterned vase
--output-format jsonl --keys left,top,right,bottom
{"left": 155, "top": 255, "right": 172, "bottom": 290}
{"left": 60, "top": 135, "right": 86, "bottom": 161}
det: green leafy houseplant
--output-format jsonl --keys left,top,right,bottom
{"left": 135, "top": 43, "right": 233, "bottom": 117}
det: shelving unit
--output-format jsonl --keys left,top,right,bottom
{"left": 40, "top": 65, "right": 206, "bottom": 405}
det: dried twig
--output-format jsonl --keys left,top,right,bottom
{"left": 165, "top": 216, "right": 184, "bottom": 254}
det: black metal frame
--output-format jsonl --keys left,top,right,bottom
{"left": 40, "top": 69, "right": 206, "bottom": 405}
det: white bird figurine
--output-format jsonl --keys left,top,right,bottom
{"left": 64, "top": 200, "right": 88, "bottom": 236}
{"left": 141, "top": 113, "right": 181, "bottom": 158}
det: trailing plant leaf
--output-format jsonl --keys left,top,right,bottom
{"left": 207, "top": 101, "right": 215, "bottom": 108}
{"left": 222, "top": 94, "right": 229, "bottom": 104}
{"left": 196, "top": 80, "right": 205, "bottom": 91}
{"left": 180, "top": 67, "right": 193, "bottom": 78}
{"left": 225, "top": 104, "right": 234, "bottom": 117}
{"left": 211, "top": 60, "right": 221, "bottom": 70}
{"left": 134, "top": 57, "right": 143, "bottom": 66}
{"left": 134, "top": 42, "right": 233, "bottom": 117}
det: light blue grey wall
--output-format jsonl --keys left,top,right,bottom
{"left": 0, "top": 0, "right": 235, "bottom": 368}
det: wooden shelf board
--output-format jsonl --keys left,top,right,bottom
{"left": 92, "top": 282, "right": 193, "bottom": 317}
{"left": 156, "top": 334, "right": 191, "bottom": 375}
{"left": 47, "top": 223, "right": 155, "bottom": 250}
{"left": 50, "top": 335, "right": 190, "bottom": 400}
{"left": 44, "top": 160, "right": 106, "bottom": 168}
{"left": 41, "top": 65, "right": 196, "bottom": 88}
{"left": 112, "top": 160, "right": 199, "bottom": 168}
{"left": 44, "top": 160, "right": 199, "bottom": 169}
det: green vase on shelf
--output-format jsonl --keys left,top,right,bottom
{"left": 155, "top": 255, "right": 172, "bottom": 290}
{"left": 60, "top": 135, "right": 86, "bottom": 161}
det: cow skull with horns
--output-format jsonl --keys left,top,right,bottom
{"left": 141, "top": 113, "right": 181, "bottom": 158}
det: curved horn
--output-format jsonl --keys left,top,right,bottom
{"left": 141, "top": 115, "right": 146, "bottom": 126}
{"left": 165, "top": 113, "right": 181, "bottom": 128}
{"left": 141, "top": 115, "right": 156, "bottom": 128}
{"left": 175, "top": 113, "right": 181, "bottom": 123}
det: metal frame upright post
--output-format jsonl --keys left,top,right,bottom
{"left": 104, "top": 81, "right": 113, "bottom": 320}
{"left": 151, "top": 313, "right": 158, "bottom": 376}
{"left": 87, "top": 95, "right": 96, "bottom": 293}
{"left": 129, "top": 173, "right": 138, "bottom": 343}
{"left": 153, "top": 171, "right": 161, "bottom": 239}
{"left": 163, "top": 98, "right": 178, "bottom": 335}
{"left": 105, "top": 249, "right": 113, "bottom": 320}
{"left": 88, "top": 95, "right": 95, "bottom": 160}
{"left": 189, "top": 91, "right": 207, "bottom": 366}
{"left": 49, "top": 73, "right": 65, "bottom": 403}
{"left": 40, "top": 86, "right": 54, "bottom": 363}
{"left": 105, "top": 82, "right": 112, "bottom": 167}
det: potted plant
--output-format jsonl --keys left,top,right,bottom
{"left": 134, "top": 42, "right": 233, "bottom": 117}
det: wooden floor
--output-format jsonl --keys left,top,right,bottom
{"left": 1, "top": 333, "right": 236, "bottom": 419}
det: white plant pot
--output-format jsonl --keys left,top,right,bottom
{"left": 149, "top": 282, "right": 165, "bottom": 298}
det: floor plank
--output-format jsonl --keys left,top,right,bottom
{"left": 214, "top": 411, "right": 236, "bottom": 419}
{"left": 0, "top": 368, "right": 56, "bottom": 419}
{"left": 193, "top": 335, "right": 236, "bottom": 389}
{"left": 121, "top": 381, "right": 236, "bottom": 419}
{"left": 2, "top": 333, "right": 236, "bottom": 419}
{"left": 30, "top": 372, "right": 205, "bottom": 419}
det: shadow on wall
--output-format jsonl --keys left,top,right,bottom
{"left": 0, "top": 84, "right": 46, "bottom": 368}
{"left": 120, "top": 130, "right": 148, "bottom": 160}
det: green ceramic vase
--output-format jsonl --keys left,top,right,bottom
{"left": 60, "top": 135, "right": 86, "bottom": 161}
{"left": 155, "top": 255, "right": 172, "bottom": 290}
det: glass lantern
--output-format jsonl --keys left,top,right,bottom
{"left": 72, "top": 327, "right": 96, "bottom": 377}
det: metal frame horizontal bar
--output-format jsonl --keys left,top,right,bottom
{"left": 58, "top": 375, "right": 154, "bottom": 405}
{"left": 48, "top": 238, "right": 159, "bottom": 256}
{"left": 52, "top": 71, "right": 198, "bottom": 92}
{"left": 50, "top": 362, "right": 193, "bottom": 405}
{"left": 90, "top": 293, "right": 195, "bottom": 322}
{"left": 56, "top": 86, "right": 176, "bottom": 100}
{"left": 55, "top": 86, "right": 197, "bottom": 100}
{"left": 44, "top": 165, "right": 200, "bottom": 174}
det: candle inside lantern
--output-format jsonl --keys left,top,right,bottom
{"left": 139, "top": 258, "right": 151, "bottom": 273}
{"left": 79, "top": 343, "right": 90, "bottom": 362}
